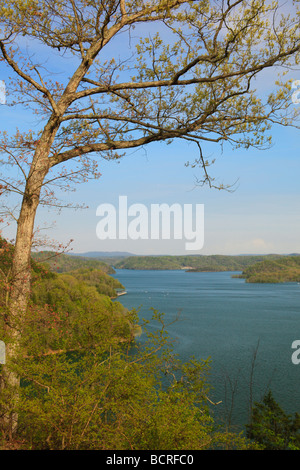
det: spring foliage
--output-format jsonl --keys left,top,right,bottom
{"left": 1, "top": 0, "right": 300, "bottom": 446}
{"left": 0, "top": 238, "right": 257, "bottom": 450}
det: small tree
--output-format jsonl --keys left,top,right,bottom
{"left": 246, "top": 390, "right": 300, "bottom": 450}
{"left": 0, "top": 0, "right": 300, "bottom": 434}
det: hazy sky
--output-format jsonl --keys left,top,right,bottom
{"left": 1, "top": 4, "right": 300, "bottom": 256}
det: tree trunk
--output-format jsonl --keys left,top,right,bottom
{"left": 0, "top": 192, "right": 40, "bottom": 437}
{"left": 0, "top": 141, "right": 52, "bottom": 438}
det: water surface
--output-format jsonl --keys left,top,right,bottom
{"left": 113, "top": 269, "right": 300, "bottom": 430}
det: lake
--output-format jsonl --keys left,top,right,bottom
{"left": 112, "top": 269, "right": 300, "bottom": 431}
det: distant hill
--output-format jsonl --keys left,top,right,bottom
{"left": 32, "top": 251, "right": 115, "bottom": 274}
{"left": 113, "top": 254, "right": 285, "bottom": 271}
{"left": 70, "top": 251, "right": 135, "bottom": 258}
{"left": 31, "top": 251, "right": 300, "bottom": 281}
{"left": 232, "top": 256, "right": 300, "bottom": 283}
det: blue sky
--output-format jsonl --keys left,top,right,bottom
{"left": 31, "top": 119, "right": 300, "bottom": 256}
{"left": 1, "top": 9, "right": 300, "bottom": 256}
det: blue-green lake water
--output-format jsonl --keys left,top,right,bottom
{"left": 113, "top": 269, "right": 300, "bottom": 431}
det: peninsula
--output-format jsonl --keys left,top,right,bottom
{"left": 232, "top": 256, "right": 300, "bottom": 283}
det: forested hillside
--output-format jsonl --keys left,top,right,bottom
{"left": 1, "top": 237, "right": 300, "bottom": 450}
{"left": 32, "top": 251, "right": 115, "bottom": 274}
{"left": 1, "top": 236, "right": 253, "bottom": 450}
{"left": 114, "top": 254, "right": 284, "bottom": 271}
{"left": 0, "top": 238, "right": 135, "bottom": 349}
{"left": 233, "top": 256, "right": 300, "bottom": 283}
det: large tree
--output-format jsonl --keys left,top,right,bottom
{"left": 0, "top": 0, "right": 300, "bottom": 433}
